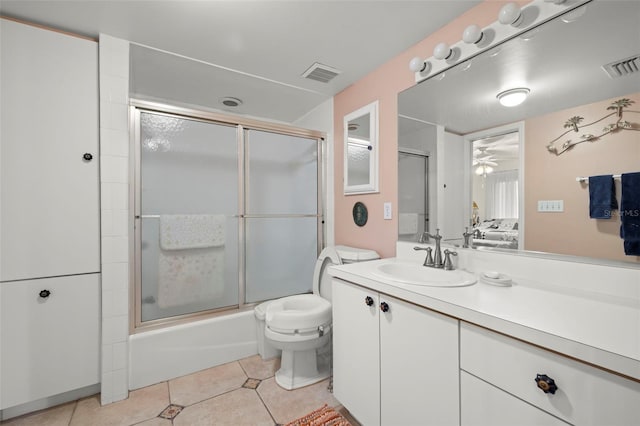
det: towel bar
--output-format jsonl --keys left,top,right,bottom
{"left": 576, "top": 175, "right": 621, "bottom": 183}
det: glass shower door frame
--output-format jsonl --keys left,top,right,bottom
{"left": 130, "top": 100, "right": 324, "bottom": 332}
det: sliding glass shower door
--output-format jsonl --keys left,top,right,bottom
{"left": 245, "top": 130, "right": 319, "bottom": 303}
{"left": 133, "top": 106, "right": 322, "bottom": 328}
{"left": 137, "top": 111, "right": 239, "bottom": 322}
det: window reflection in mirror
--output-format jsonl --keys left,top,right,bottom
{"left": 344, "top": 101, "right": 378, "bottom": 194}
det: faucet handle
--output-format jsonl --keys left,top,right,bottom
{"left": 443, "top": 249, "right": 458, "bottom": 270}
{"left": 414, "top": 246, "right": 434, "bottom": 266}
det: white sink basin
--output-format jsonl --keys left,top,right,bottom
{"left": 372, "top": 262, "right": 477, "bottom": 287}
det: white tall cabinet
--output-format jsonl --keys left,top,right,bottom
{"left": 0, "top": 19, "right": 100, "bottom": 412}
{"left": 332, "top": 279, "right": 459, "bottom": 426}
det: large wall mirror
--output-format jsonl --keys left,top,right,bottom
{"left": 399, "top": 0, "right": 640, "bottom": 264}
{"left": 344, "top": 101, "right": 379, "bottom": 194}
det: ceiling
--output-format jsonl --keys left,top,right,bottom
{"left": 0, "top": 0, "right": 481, "bottom": 123}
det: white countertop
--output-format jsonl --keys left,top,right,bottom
{"left": 329, "top": 257, "right": 640, "bottom": 381}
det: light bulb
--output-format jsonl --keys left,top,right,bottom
{"left": 463, "top": 24, "right": 483, "bottom": 44}
{"left": 409, "top": 56, "right": 426, "bottom": 72}
{"left": 433, "top": 42, "right": 452, "bottom": 60}
{"left": 498, "top": 2, "right": 522, "bottom": 26}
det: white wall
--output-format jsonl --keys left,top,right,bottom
{"left": 438, "top": 129, "right": 466, "bottom": 241}
{"left": 293, "top": 98, "right": 334, "bottom": 246}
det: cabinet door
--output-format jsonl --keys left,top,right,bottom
{"left": 461, "top": 371, "right": 570, "bottom": 426}
{"left": 1, "top": 274, "right": 101, "bottom": 409}
{"left": 0, "top": 20, "right": 100, "bottom": 282}
{"left": 380, "top": 295, "right": 459, "bottom": 426}
{"left": 332, "top": 279, "right": 380, "bottom": 426}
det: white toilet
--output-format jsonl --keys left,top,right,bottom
{"left": 259, "top": 245, "right": 379, "bottom": 390}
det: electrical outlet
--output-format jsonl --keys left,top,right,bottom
{"left": 383, "top": 202, "right": 392, "bottom": 220}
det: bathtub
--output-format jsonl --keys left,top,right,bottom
{"left": 129, "top": 310, "right": 258, "bottom": 389}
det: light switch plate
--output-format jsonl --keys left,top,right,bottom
{"left": 383, "top": 202, "right": 392, "bottom": 219}
{"left": 537, "top": 200, "right": 564, "bottom": 212}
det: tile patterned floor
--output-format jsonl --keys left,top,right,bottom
{"left": 1, "top": 355, "right": 358, "bottom": 426}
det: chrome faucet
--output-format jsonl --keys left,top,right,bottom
{"left": 462, "top": 227, "right": 474, "bottom": 248}
{"left": 427, "top": 229, "right": 443, "bottom": 268}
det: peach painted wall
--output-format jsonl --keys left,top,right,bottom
{"left": 525, "top": 92, "right": 640, "bottom": 263}
{"left": 333, "top": 1, "right": 526, "bottom": 258}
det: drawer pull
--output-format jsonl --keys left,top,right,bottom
{"left": 380, "top": 302, "right": 390, "bottom": 313}
{"left": 535, "top": 374, "right": 558, "bottom": 394}
{"left": 83, "top": 153, "right": 93, "bottom": 161}
{"left": 39, "top": 289, "right": 51, "bottom": 298}
{"left": 365, "top": 296, "right": 374, "bottom": 306}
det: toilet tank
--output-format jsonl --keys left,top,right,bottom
{"left": 334, "top": 245, "right": 380, "bottom": 264}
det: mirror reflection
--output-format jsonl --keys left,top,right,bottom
{"left": 398, "top": 0, "right": 640, "bottom": 263}
{"left": 345, "top": 101, "right": 379, "bottom": 194}
{"left": 347, "top": 113, "right": 371, "bottom": 187}
{"left": 470, "top": 131, "right": 521, "bottom": 250}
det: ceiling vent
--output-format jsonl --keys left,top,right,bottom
{"left": 302, "top": 62, "right": 341, "bottom": 83}
{"left": 602, "top": 55, "right": 639, "bottom": 78}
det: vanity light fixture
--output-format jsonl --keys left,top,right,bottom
{"left": 433, "top": 42, "right": 452, "bottom": 60}
{"left": 497, "top": 88, "right": 530, "bottom": 107}
{"left": 462, "top": 24, "right": 484, "bottom": 44}
{"left": 544, "top": 0, "right": 567, "bottom": 4}
{"left": 498, "top": 2, "right": 523, "bottom": 27}
{"left": 409, "top": 56, "right": 430, "bottom": 73}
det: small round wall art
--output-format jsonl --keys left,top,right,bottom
{"left": 352, "top": 202, "right": 368, "bottom": 227}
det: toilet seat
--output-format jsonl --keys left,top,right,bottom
{"left": 265, "top": 294, "right": 331, "bottom": 335}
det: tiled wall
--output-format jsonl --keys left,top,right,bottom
{"left": 98, "top": 34, "right": 130, "bottom": 405}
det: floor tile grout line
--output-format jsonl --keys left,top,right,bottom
{"left": 253, "top": 384, "right": 279, "bottom": 426}
{"left": 67, "top": 400, "right": 78, "bottom": 426}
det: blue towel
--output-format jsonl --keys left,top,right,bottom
{"left": 620, "top": 172, "right": 640, "bottom": 256}
{"left": 588, "top": 175, "right": 617, "bottom": 219}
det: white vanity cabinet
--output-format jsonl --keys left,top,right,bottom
{"left": 332, "top": 278, "right": 459, "bottom": 426}
{"left": 0, "top": 19, "right": 101, "bottom": 412}
{"left": 460, "top": 323, "right": 640, "bottom": 426}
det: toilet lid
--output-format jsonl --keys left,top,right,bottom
{"left": 312, "top": 246, "right": 341, "bottom": 301}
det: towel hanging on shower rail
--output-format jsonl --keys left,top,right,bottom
{"left": 160, "top": 214, "right": 225, "bottom": 250}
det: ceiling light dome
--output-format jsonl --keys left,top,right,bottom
{"left": 497, "top": 88, "right": 530, "bottom": 107}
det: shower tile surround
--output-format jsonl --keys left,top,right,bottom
{"left": 1, "top": 355, "right": 349, "bottom": 426}
{"left": 99, "top": 34, "right": 131, "bottom": 405}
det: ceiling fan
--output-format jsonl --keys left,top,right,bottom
{"left": 472, "top": 147, "right": 498, "bottom": 167}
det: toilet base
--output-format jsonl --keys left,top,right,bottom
{"left": 275, "top": 347, "right": 330, "bottom": 390}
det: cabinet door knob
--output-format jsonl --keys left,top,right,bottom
{"left": 380, "top": 301, "right": 390, "bottom": 313}
{"left": 39, "top": 289, "right": 51, "bottom": 298}
{"left": 535, "top": 374, "right": 558, "bottom": 394}
{"left": 365, "top": 296, "right": 374, "bottom": 306}
{"left": 83, "top": 153, "right": 93, "bottom": 161}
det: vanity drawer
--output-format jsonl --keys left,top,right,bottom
{"left": 461, "top": 371, "right": 569, "bottom": 426}
{"left": 460, "top": 322, "right": 640, "bottom": 426}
